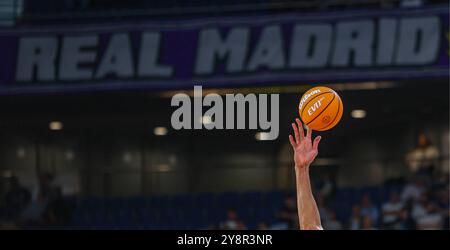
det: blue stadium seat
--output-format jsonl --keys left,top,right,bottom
{"left": 67, "top": 187, "right": 398, "bottom": 229}
{"left": 218, "top": 192, "right": 239, "bottom": 209}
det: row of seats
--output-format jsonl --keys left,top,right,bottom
{"left": 68, "top": 186, "right": 401, "bottom": 229}
{"left": 69, "top": 190, "right": 287, "bottom": 229}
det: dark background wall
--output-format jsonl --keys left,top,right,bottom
{"left": 0, "top": 80, "right": 448, "bottom": 197}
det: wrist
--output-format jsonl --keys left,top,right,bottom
{"left": 295, "top": 164, "right": 310, "bottom": 175}
{"left": 295, "top": 163, "right": 310, "bottom": 170}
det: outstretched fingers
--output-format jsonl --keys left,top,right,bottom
{"left": 289, "top": 135, "right": 296, "bottom": 148}
{"left": 306, "top": 125, "right": 312, "bottom": 140}
{"left": 295, "top": 118, "right": 305, "bottom": 139}
{"left": 291, "top": 122, "right": 300, "bottom": 144}
{"left": 312, "top": 136, "right": 322, "bottom": 151}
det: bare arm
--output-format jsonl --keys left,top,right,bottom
{"left": 289, "top": 118, "right": 323, "bottom": 230}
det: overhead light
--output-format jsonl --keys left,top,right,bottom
{"left": 351, "top": 109, "right": 367, "bottom": 119}
{"left": 16, "top": 147, "right": 26, "bottom": 158}
{"left": 65, "top": 150, "right": 75, "bottom": 161}
{"left": 255, "top": 132, "right": 271, "bottom": 141}
{"left": 3, "top": 170, "right": 13, "bottom": 178}
{"left": 157, "top": 164, "right": 171, "bottom": 172}
{"left": 168, "top": 155, "right": 177, "bottom": 165}
{"left": 122, "top": 152, "right": 133, "bottom": 163}
{"left": 49, "top": 121, "right": 63, "bottom": 130}
{"left": 154, "top": 126, "right": 168, "bottom": 136}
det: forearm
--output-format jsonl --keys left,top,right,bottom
{"left": 295, "top": 165, "right": 322, "bottom": 230}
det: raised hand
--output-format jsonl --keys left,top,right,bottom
{"left": 288, "top": 118, "right": 322, "bottom": 169}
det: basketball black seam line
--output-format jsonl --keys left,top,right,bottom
{"left": 306, "top": 93, "right": 336, "bottom": 126}
{"left": 318, "top": 97, "right": 341, "bottom": 131}
{"left": 317, "top": 97, "right": 340, "bottom": 131}
{"left": 299, "top": 91, "right": 332, "bottom": 117}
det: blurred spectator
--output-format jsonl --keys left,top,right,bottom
{"left": 220, "top": 209, "right": 247, "bottom": 230}
{"left": 205, "top": 224, "right": 219, "bottom": 230}
{"left": 361, "top": 216, "right": 377, "bottom": 230}
{"left": 42, "top": 187, "right": 71, "bottom": 226}
{"left": 411, "top": 194, "right": 429, "bottom": 221}
{"left": 397, "top": 207, "right": 415, "bottom": 230}
{"left": 431, "top": 174, "right": 449, "bottom": 191}
{"left": 435, "top": 187, "right": 449, "bottom": 229}
{"left": 318, "top": 173, "right": 337, "bottom": 202}
{"left": 381, "top": 192, "right": 404, "bottom": 229}
{"left": 3, "top": 176, "right": 31, "bottom": 222}
{"left": 405, "top": 134, "right": 439, "bottom": 176}
{"left": 276, "top": 196, "right": 298, "bottom": 230}
{"left": 256, "top": 222, "right": 268, "bottom": 230}
{"left": 415, "top": 203, "right": 443, "bottom": 230}
{"left": 348, "top": 204, "right": 362, "bottom": 230}
{"left": 1, "top": 170, "right": 442, "bottom": 230}
{"left": 316, "top": 193, "right": 330, "bottom": 222}
{"left": 435, "top": 187, "right": 449, "bottom": 209}
{"left": 360, "top": 195, "right": 379, "bottom": 223}
{"left": 323, "top": 209, "right": 342, "bottom": 230}
{"left": 34, "top": 172, "right": 59, "bottom": 202}
{"left": 21, "top": 172, "right": 59, "bottom": 224}
{"left": 236, "top": 222, "right": 247, "bottom": 230}
{"left": 401, "top": 178, "right": 426, "bottom": 202}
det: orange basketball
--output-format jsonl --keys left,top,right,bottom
{"left": 298, "top": 86, "right": 343, "bottom": 131}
